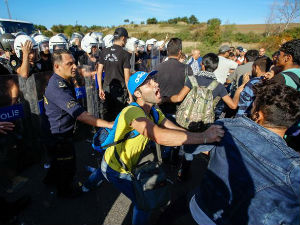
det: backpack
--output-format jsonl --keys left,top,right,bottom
{"left": 175, "top": 76, "right": 220, "bottom": 131}
{"left": 92, "top": 102, "right": 160, "bottom": 153}
{"left": 281, "top": 70, "right": 300, "bottom": 91}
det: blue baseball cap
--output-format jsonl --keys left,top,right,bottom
{"left": 128, "top": 70, "right": 158, "bottom": 95}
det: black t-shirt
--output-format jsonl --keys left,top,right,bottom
{"left": 37, "top": 55, "right": 53, "bottom": 72}
{"left": 155, "top": 58, "right": 193, "bottom": 114}
{"left": 99, "top": 44, "right": 131, "bottom": 88}
{"left": 78, "top": 53, "right": 99, "bottom": 71}
{"left": 69, "top": 46, "right": 85, "bottom": 65}
{"left": 185, "top": 76, "right": 228, "bottom": 99}
{"left": 156, "top": 58, "right": 193, "bottom": 97}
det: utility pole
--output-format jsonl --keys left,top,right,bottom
{"left": 4, "top": 0, "right": 12, "bottom": 19}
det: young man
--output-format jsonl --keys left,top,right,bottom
{"left": 166, "top": 53, "right": 249, "bottom": 180}
{"left": 155, "top": 38, "right": 193, "bottom": 116}
{"left": 189, "top": 80, "right": 300, "bottom": 225}
{"left": 214, "top": 45, "right": 238, "bottom": 84}
{"left": 272, "top": 39, "right": 300, "bottom": 90}
{"left": 13, "top": 35, "right": 41, "bottom": 78}
{"left": 187, "top": 49, "right": 202, "bottom": 75}
{"left": 97, "top": 27, "right": 132, "bottom": 121}
{"left": 236, "top": 56, "right": 272, "bottom": 117}
{"left": 227, "top": 49, "right": 259, "bottom": 87}
{"left": 101, "top": 70, "right": 224, "bottom": 225}
{"left": 169, "top": 53, "right": 248, "bottom": 110}
{"left": 43, "top": 49, "right": 112, "bottom": 197}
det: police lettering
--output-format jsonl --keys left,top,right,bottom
{"left": 0, "top": 109, "right": 19, "bottom": 120}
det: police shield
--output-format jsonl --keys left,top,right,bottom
{"left": 151, "top": 46, "right": 160, "bottom": 70}
{"left": 82, "top": 65, "right": 100, "bottom": 118}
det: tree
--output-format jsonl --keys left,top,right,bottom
{"left": 265, "top": 0, "right": 300, "bottom": 35}
{"left": 203, "top": 18, "right": 222, "bottom": 45}
{"left": 222, "top": 24, "right": 236, "bottom": 43}
{"left": 141, "top": 21, "right": 145, "bottom": 25}
{"left": 51, "top": 24, "right": 65, "bottom": 33}
{"left": 189, "top": 15, "right": 198, "bottom": 24}
{"left": 124, "top": 19, "right": 129, "bottom": 23}
{"left": 147, "top": 17, "right": 158, "bottom": 24}
{"left": 34, "top": 24, "right": 47, "bottom": 31}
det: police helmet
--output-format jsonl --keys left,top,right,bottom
{"left": 49, "top": 35, "right": 68, "bottom": 53}
{"left": 15, "top": 31, "right": 27, "bottom": 37}
{"left": 0, "top": 33, "right": 15, "bottom": 52}
{"left": 125, "top": 37, "right": 139, "bottom": 52}
{"left": 81, "top": 35, "right": 99, "bottom": 54}
{"left": 70, "top": 32, "right": 83, "bottom": 46}
{"left": 56, "top": 33, "right": 68, "bottom": 42}
{"left": 103, "top": 34, "right": 114, "bottom": 48}
{"left": 33, "top": 34, "right": 50, "bottom": 53}
{"left": 14, "top": 34, "right": 39, "bottom": 59}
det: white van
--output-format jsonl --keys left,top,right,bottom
{"left": 0, "top": 18, "right": 36, "bottom": 36}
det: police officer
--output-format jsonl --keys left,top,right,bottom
{"left": 43, "top": 49, "right": 113, "bottom": 197}
{"left": 13, "top": 35, "right": 41, "bottom": 78}
{"left": 69, "top": 32, "right": 85, "bottom": 65}
{"left": 97, "top": 27, "right": 132, "bottom": 121}
{"left": 33, "top": 34, "right": 52, "bottom": 72}
{"left": 0, "top": 33, "right": 17, "bottom": 74}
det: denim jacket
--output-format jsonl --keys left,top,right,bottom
{"left": 193, "top": 117, "right": 300, "bottom": 225}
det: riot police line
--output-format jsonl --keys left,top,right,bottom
{"left": 0, "top": 69, "right": 100, "bottom": 166}
{"left": 0, "top": 30, "right": 169, "bottom": 177}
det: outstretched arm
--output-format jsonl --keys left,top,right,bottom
{"left": 131, "top": 117, "right": 224, "bottom": 146}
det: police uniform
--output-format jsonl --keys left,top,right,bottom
{"left": 43, "top": 73, "right": 84, "bottom": 196}
{"left": 11, "top": 55, "right": 42, "bottom": 76}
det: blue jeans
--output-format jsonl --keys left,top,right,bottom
{"left": 83, "top": 153, "right": 105, "bottom": 190}
{"left": 101, "top": 159, "right": 150, "bottom": 225}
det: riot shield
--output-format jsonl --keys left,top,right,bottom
{"left": 130, "top": 51, "right": 136, "bottom": 74}
{"left": 83, "top": 65, "right": 100, "bottom": 118}
{"left": 0, "top": 74, "right": 27, "bottom": 191}
{"left": 151, "top": 46, "right": 160, "bottom": 70}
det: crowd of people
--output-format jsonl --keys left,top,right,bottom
{"left": 0, "top": 26, "right": 299, "bottom": 225}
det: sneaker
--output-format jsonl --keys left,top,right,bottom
{"left": 81, "top": 185, "right": 90, "bottom": 193}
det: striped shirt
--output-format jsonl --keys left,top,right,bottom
{"left": 236, "top": 77, "right": 263, "bottom": 117}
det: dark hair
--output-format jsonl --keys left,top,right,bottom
{"left": 52, "top": 49, "right": 72, "bottom": 66}
{"left": 252, "top": 80, "right": 300, "bottom": 128}
{"left": 279, "top": 39, "right": 300, "bottom": 66}
{"left": 167, "top": 38, "right": 182, "bottom": 56}
{"left": 253, "top": 57, "right": 272, "bottom": 72}
{"left": 272, "top": 51, "right": 280, "bottom": 58}
{"left": 244, "top": 49, "right": 259, "bottom": 62}
{"left": 202, "top": 53, "right": 219, "bottom": 72}
{"left": 229, "top": 52, "right": 235, "bottom": 57}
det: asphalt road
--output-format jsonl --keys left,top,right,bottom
{"left": 3, "top": 139, "right": 208, "bottom": 225}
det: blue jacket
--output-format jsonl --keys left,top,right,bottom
{"left": 193, "top": 117, "right": 300, "bottom": 225}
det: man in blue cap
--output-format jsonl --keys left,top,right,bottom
{"left": 101, "top": 70, "right": 225, "bottom": 225}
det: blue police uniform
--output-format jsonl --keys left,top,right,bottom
{"left": 43, "top": 73, "right": 84, "bottom": 197}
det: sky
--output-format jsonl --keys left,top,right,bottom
{"left": 0, "top": 0, "right": 275, "bottom": 29}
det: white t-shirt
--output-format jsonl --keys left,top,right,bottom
{"left": 214, "top": 56, "right": 238, "bottom": 84}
